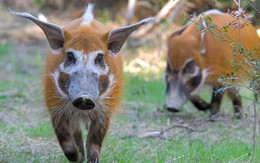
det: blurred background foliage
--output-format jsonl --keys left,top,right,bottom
{"left": 1, "top": 0, "right": 259, "bottom": 24}
{"left": 1, "top": 0, "right": 259, "bottom": 72}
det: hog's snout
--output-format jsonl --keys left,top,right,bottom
{"left": 72, "top": 96, "right": 95, "bottom": 110}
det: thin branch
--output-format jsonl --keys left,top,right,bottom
{"left": 139, "top": 122, "right": 207, "bottom": 138}
{"left": 247, "top": 1, "right": 260, "bottom": 14}
{"left": 131, "top": 0, "right": 187, "bottom": 38}
{"left": 252, "top": 84, "right": 258, "bottom": 162}
{"left": 159, "top": 124, "right": 206, "bottom": 135}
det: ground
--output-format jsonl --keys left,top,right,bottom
{"left": 0, "top": 4, "right": 259, "bottom": 163}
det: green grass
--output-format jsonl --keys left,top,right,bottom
{"left": 101, "top": 136, "right": 258, "bottom": 162}
{"left": 0, "top": 43, "right": 10, "bottom": 56}
{"left": 123, "top": 72, "right": 165, "bottom": 105}
{"left": 0, "top": 43, "right": 259, "bottom": 162}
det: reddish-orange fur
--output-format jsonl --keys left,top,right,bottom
{"left": 44, "top": 18, "right": 123, "bottom": 114}
{"left": 43, "top": 18, "right": 123, "bottom": 162}
{"left": 166, "top": 11, "right": 259, "bottom": 118}
{"left": 12, "top": 5, "right": 153, "bottom": 162}
{"left": 168, "top": 13, "right": 260, "bottom": 83}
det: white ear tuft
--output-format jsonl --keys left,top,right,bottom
{"left": 38, "top": 13, "right": 47, "bottom": 22}
{"left": 81, "top": 3, "right": 95, "bottom": 26}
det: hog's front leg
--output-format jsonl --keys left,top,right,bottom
{"left": 52, "top": 115, "right": 84, "bottom": 162}
{"left": 209, "top": 85, "right": 224, "bottom": 120}
{"left": 86, "top": 119, "right": 110, "bottom": 163}
{"left": 190, "top": 95, "right": 211, "bottom": 111}
{"left": 73, "top": 128, "right": 85, "bottom": 161}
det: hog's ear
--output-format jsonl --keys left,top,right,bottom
{"left": 10, "top": 10, "right": 64, "bottom": 55}
{"left": 106, "top": 17, "right": 155, "bottom": 56}
{"left": 168, "top": 24, "right": 188, "bottom": 41}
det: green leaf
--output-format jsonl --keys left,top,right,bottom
{"left": 222, "top": 25, "right": 229, "bottom": 32}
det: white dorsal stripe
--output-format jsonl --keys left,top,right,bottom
{"left": 203, "top": 9, "right": 224, "bottom": 15}
{"left": 200, "top": 19, "right": 207, "bottom": 55}
{"left": 51, "top": 70, "right": 68, "bottom": 99}
{"left": 81, "top": 3, "right": 94, "bottom": 26}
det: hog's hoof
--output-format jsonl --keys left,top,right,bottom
{"left": 209, "top": 113, "right": 221, "bottom": 122}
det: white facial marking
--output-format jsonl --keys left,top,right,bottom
{"left": 81, "top": 3, "right": 94, "bottom": 26}
{"left": 183, "top": 58, "right": 193, "bottom": 67}
{"left": 190, "top": 69, "right": 210, "bottom": 96}
{"left": 189, "top": 66, "right": 200, "bottom": 78}
{"left": 60, "top": 49, "right": 83, "bottom": 74}
{"left": 52, "top": 48, "right": 115, "bottom": 103}
{"left": 60, "top": 48, "right": 108, "bottom": 76}
{"left": 87, "top": 51, "right": 109, "bottom": 75}
{"left": 51, "top": 70, "right": 68, "bottom": 99}
{"left": 100, "top": 74, "right": 115, "bottom": 100}
{"left": 182, "top": 58, "right": 198, "bottom": 79}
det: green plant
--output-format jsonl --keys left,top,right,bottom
{"left": 195, "top": 0, "right": 259, "bottom": 161}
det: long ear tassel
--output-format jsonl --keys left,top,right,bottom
{"left": 10, "top": 9, "right": 65, "bottom": 54}
{"left": 107, "top": 17, "right": 156, "bottom": 56}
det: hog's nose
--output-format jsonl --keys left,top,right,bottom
{"left": 167, "top": 107, "right": 179, "bottom": 112}
{"left": 165, "top": 106, "right": 180, "bottom": 112}
{"left": 72, "top": 97, "right": 95, "bottom": 110}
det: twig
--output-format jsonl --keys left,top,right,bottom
{"left": 234, "top": 153, "right": 249, "bottom": 161}
{"left": 247, "top": 1, "right": 260, "bottom": 15}
{"left": 139, "top": 122, "right": 207, "bottom": 138}
{"left": 159, "top": 124, "right": 205, "bottom": 135}
{"left": 172, "top": 155, "right": 186, "bottom": 161}
{"left": 252, "top": 87, "right": 257, "bottom": 162}
{"left": 231, "top": 1, "right": 258, "bottom": 161}
{"left": 131, "top": 0, "right": 187, "bottom": 38}
{"left": 0, "top": 104, "right": 17, "bottom": 110}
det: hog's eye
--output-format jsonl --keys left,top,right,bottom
{"left": 183, "top": 60, "right": 195, "bottom": 74}
{"left": 95, "top": 53, "right": 104, "bottom": 66}
{"left": 66, "top": 51, "right": 76, "bottom": 64}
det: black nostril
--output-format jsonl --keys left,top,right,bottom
{"left": 84, "top": 99, "right": 95, "bottom": 109}
{"left": 72, "top": 97, "right": 95, "bottom": 110}
{"left": 72, "top": 98, "right": 83, "bottom": 108}
{"left": 166, "top": 107, "right": 179, "bottom": 112}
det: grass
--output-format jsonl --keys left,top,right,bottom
{"left": 123, "top": 72, "right": 165, "bottom": 104}
{"left": 102, "top": 136, "right": 256, "bottom": 162}
{"left": 0, "top": 42, "right": 259, "bottom": 162}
